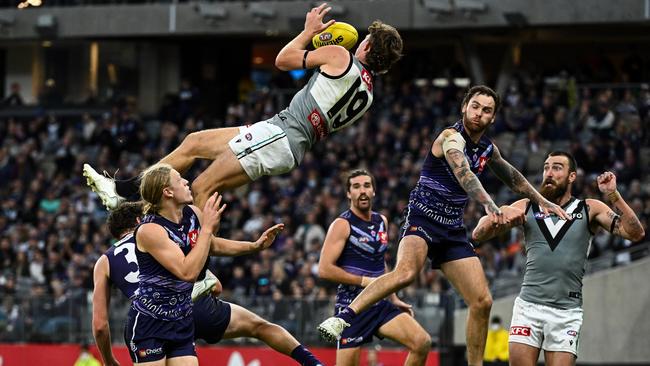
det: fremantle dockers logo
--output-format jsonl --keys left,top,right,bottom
{"left": 319, "top": 32, "right": 333, "bottom": 41}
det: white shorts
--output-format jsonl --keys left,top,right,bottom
{"left": 509, "top": 297, "right": 583, "bottom": 356}
{"left": 228, "top": 121, "right": 296, "bottom": 181}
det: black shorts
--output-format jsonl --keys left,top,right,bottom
{"left": 193, "top": 296, "right": 232, "bottom": 344}
{"left": 335, "top": 300, "right": 402, "bottom": 349}
{"left": 400, "top": 206, "right": 476, "bottom": 269}
{"left": 124, "top": 307, "right": 195, "bottom": 363}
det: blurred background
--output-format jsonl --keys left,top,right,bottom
{"left": 0, "top": 0, "right": 649, "bottom": 365}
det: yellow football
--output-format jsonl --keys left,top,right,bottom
{"left": 312, "top": 22, "right": 358, "bottom": 50}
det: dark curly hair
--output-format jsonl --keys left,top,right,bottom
{"left": 365, "top": 20, "right": 403, "bottom": 73}
{"left": 461, "top": 85, "right": 502, "bottom": 115}
{"left": 107, "top": 201, "right": 144, "bottom": 239}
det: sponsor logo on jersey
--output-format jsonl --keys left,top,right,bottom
{"left": 379, "top": 232, "right": 388, "bottom": 244}
{"left": 308, "top": 109, "right": 327, "bottom": 140}
{"left": 534, "top": 212, "right": 549, "bottom": 219}
{"left": 361, "top": 69, "right": 373, "bottom": 92}
{"left": 510, "top": 326, "right": 531, "bottom": 336}
{"left": 188, "top": 230, "right": 198, "bottom": 248}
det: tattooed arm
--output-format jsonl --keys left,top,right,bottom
{"left": 472, "top": 199, "right": 527, "bottom": 242}
{"left": 486, "top": 145, "right": 570, "bottom": 220}
{"left": 588, "top": 172, "right": 645, "bottom": 241}
{"left": 433, "top": 129, "right": 505, "bottom": 224}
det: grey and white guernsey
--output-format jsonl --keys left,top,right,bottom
{"left": 269, "top": 52, "right": 374, "bottom": 165}
{"left": 520, "top": 197, "right": 593, "bottom": 309}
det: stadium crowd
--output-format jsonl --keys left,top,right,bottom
{"left": 0, "top": 70, "right": 648, "bottom": 342}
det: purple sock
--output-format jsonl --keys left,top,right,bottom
{"left": 290, "top": 345, "right": 322, "bottom": 366}
{"left": 337, "top": 306, "right": 357, "bottom": 323}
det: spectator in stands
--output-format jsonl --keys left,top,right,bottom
{"left": 3, "top": 82, "right": 24, "bottom": 106}
{"left": 483, "top": 316, "right": 509, "bottom": 366}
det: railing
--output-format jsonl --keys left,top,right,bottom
{"left": 0, "top": 290, "right": 450, "bottom": 347}
{"left": 1, "top": 244, "right": 646, "bottom": 345}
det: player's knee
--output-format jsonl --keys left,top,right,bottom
{"left": 469, "top": 292, "right": 493, "bottom": 315}
{"left": 182, "top": 131, "right": 202, "bottom": 154}
{"left": 394, "top": 267, "right": 417, "bottom": 288}
{"left": 411, "top": 332, "right": 432, "bottom": 354}
{"left": 250, "top": 318, "right": 272, "bottom": 338}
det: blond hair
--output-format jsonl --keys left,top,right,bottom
{"left": 139, "top": 163, "right": 173, "bottom": 215}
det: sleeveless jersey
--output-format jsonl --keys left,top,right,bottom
{"left": 335, "top": 210, "right": 388, "bottom": 306}
{"left": 269, "top": 52, "right": 374, "bottom": 165}
{"left": 132, "top": 206, "right": 202, "bottom": 320}
{"left": 520, "top": 197, "right": 592, "bottom": 309}
{"left": 407, "top": 120, "right": 494, "bottom": 229}
{"left": 105, "top": 233, "right": 139, "bottom": 299}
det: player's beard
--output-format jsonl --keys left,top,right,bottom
{"left": 540, "top": 178, "right": 569, "bottom": 202}
{"left": 463, "top": 111, "right": 486, "bottom": 134}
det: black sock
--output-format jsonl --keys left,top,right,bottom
{"left": 337, "top": 306, "right": 357, "bottom": 324}
{"left": 290, "top": 345, "right": 322, "bottom": 366}
{"left": 115, "top": 176, "right": 140, "bottom": 201}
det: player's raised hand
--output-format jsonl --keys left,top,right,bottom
{"left": 202, "top": 192, "right": 227, "bottom": 234}
{"left": 501, "top": 205, "right": 525, "bottom": 226}
{"left": 304, "top": 3, "right": 335, "bottom": 35}
{"left": 254, "top": 223, "right": 285, "bottom": 251}
{"left": 484, "top": 201, "right": 508, "bottom": 226}
{"left": 391, "top": 297, "right": 415, "bottom": 317}
{"left": 539, "top": 199, "right": 571, "bottom": 221}
{"left": 597, "top": 171, "right": 617, "bottom": 194}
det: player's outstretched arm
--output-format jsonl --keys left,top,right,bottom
{"left": 486, "top": 145, "right": 570, "bottom": 220}
{"left": 210, "top": 223, "right": 285, "bottom": 256}
{"left": 92, "top": 255, "right": 120, "bottom": 366}
{"left": 472, "top": 200, "right": 527, "bottom": 242}
{"left": 275, "top": 3, "right": 345, "bottom": 71}
{"left": 589, "top": 171, "right": 645, "bottom": 242}
{"left": 435, "top": 129, "right": 506, "bottom": 225}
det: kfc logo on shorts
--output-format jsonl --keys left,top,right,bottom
{"left": 567, "top": 330, "right": 578, "bottom": 337}
{"left": 510, "top": 326, "right": 531, "bottom": 336}
{"left": 188, "top": 230, "right": 198, "bottom": 248}
{"left": 361, "top": 69, "right": 373, "bottom": 92}
{"left": 245, "top": 133, "right": 252, "bottom": 141}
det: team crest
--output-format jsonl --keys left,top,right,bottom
{"left": 188, "top": 230, "right": 198, "bottom": 248}
{"left": 477, "top": 156, "right": 488, "bottom": 174}
{"left": 361, "top": 69, "right": 373, "bottom": 92}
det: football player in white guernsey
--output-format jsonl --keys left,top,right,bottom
{"left": 472, "top": 151, "right": 644, "bottom": 366}
{"left": 83, "top": 2, "right": 403, "bottom": 210}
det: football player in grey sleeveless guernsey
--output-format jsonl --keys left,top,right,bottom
{"left": 472, "top": 151, "right": 645, "bottom": 366}
{"left": 83, "top": 2, "right": 403, "bottom": 210}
